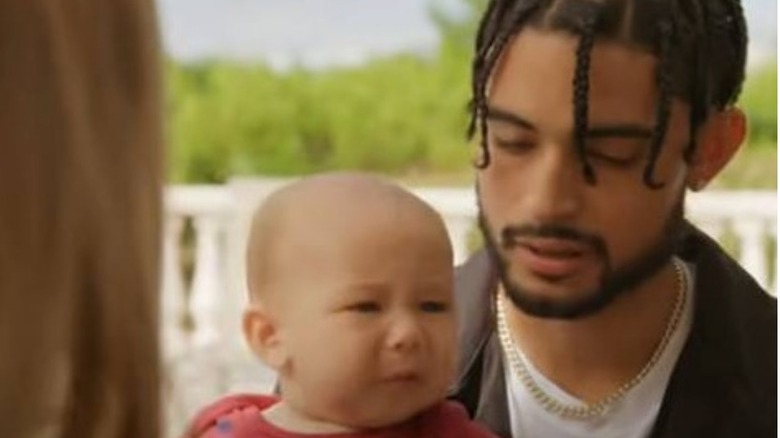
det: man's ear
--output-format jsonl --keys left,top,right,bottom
{"left": 687, "top": 107, "right": 746, "bottom": 191}
{"left": 243, "top": 302, "right": 289, "bottom": 372}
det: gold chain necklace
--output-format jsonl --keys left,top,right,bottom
{"left": 496, "top": 257, "right": 688, "bottom": 420}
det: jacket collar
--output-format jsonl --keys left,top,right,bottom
{"left": 453, "top": 222, "right": 775, "bottom": 437}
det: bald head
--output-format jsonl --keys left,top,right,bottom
{"left": 246, "top": 172, "right": 452, "bottom": 305}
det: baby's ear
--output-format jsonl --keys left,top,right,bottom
{"left": 243, "top": 302, "right": 289, "bottom": 371}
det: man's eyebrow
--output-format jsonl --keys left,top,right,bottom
{"left": 586, "top": 124, "right": 654, "bottom": 139}
{"left": 485, "top": 106, "right": 653, "bottom": 138}
{"left": 485, "top": 106, "right": 654, "bottom": 140}
{"left": 485, "top": 106, "right": 536, "bottom": 131}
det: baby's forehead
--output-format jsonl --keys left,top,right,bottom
{"left": 329, "top": 272, "right": 455, "bottom": 300}
{"left": 247, "top": 173, "right": 453, "bottom": 284}
{"left": 277, "top": 194, "right": 448, "bottom": 248}
{"left": 318, "top": 231, "right": 453, "bottom": 287}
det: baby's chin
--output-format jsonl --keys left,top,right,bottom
{"left": 325, "top": 388, "right": 446, "bottom": 430}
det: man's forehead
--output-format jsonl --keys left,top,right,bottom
{"left": 487, "top": 29, "right": 659, "bottom": 124}
{"left": 484, "top": 104, "right": 656, "bottom": 140}
{"left": 495, "top": 28, "right": 658, "bottom": 84}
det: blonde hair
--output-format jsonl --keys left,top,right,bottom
{"left": 0, "top": 0, "right": 163, "bottom": 436}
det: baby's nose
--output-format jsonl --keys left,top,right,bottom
{"left": 385, "top": 313, "right": 424, "bottom": 351}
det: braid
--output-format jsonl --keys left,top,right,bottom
{"left": 682, "top": 0, "right": 746, "bottom": 161}
{"left": 468, "top": 0, "right": 505, "bottom": 131}
{"left": 572, "top": 15, "right": 597, "bottom": 184}
{"left": 466, "top": 0, "right": 749, "bottom": 187}
{"left": 467, "top": 0, "right": 505, "bottom": 151}
{"left": 474, "top": 0, "right": 503, "bottom": 60}
{"left": 643, "top": 20, "right": 673, "bottom": 188}
{"left": 683, "top": 0, "right": 708, "bottom": 162}
{"left": 470, "top": 0, "right": 545, "bottom": 168}
{"left": 468, "top": 0, "right": 516, "bottom": 136}
{"left": 721, "top": 0, "right": 748, "bottom": 103}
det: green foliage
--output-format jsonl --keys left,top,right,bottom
{"left": 166, "top": 0, "right": 774, "bottom": 189}
{"left": 712, "top": 145, "right": 777, "bottom": 189}
{"left": 166, "top": 1, "right": 488, "bottom": 184}
{"left": 166, "top": 50, "right": 476, "bottom": 183}
{"left": 739, "top": 62, "right": 777, "bottom": 148}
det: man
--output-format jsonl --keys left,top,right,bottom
{"left": 449, "top": 0, "right": 776, "bottom": 437}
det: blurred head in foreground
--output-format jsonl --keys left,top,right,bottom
{"left": 0, "top": 1, "right": 164, "bottom": 436}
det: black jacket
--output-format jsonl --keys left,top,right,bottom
{"left": 449, "top": 224, "right": 777, "bottom": 437}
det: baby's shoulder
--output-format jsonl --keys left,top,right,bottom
{"left": 183, "top": 393, "right": 277, "bottom": 438}
{"left": 420, "top": 401, "right": 498, "bottom": 438}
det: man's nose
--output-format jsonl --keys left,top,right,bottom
{"left": 522, "top": 146, "right": 584, "bottom": 223}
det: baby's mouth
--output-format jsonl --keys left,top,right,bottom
{"left": 384, "top": 370, "right": 421, "bottom": 383}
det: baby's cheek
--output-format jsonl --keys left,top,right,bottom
{"left": 431, "top": 333, "right": 458, "bottom": 383}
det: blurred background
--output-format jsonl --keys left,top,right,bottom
{"left": 156, "top": 2, "right": 776, "bottom": 436}
{"left": 158, "top": 0, "right": 777, "bottom": 188}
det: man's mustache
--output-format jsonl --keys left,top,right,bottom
{"left": 500, "top": 224, "right": 606, "bottom": 254}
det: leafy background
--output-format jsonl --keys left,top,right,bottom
{"left": 165, "top": 0, "right": 776, "bottom": 189}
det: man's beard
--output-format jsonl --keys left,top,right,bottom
{"left": 477, "top": 196, "right": 685, "bottom": 320}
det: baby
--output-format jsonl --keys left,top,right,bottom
{"left": 186, "top": 172, "right": 494, "bottom": 437}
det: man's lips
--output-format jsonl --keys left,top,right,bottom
{"left": 509, "top": 238, "right": 593, "bottom": 278}
{"left": 515, "top": 237, "right": 589, "bottom": 257}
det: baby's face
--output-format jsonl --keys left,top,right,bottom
{"left": 276, "top": 212, "right": 456, "bottom": 428}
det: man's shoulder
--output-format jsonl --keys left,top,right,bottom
{"left": 685, "top": 224, "right": 775, "bottom": 360}
{"left": 455, "top": 250, "right": 494, "bottom": 297}
{"left": 685, "top": 224, "right": 776, "bottom": 331}
{"left": 674, "top": 226, "right": 776, "bottom": 435}
{"left": 449, "top": 250, "right": 497, "bottom": 412}
{"left": 453, "top": 249, "right": 496, "bottom": 345}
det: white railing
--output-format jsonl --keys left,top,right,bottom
{"left": 162, "top": 180, "right": 776, "bottom": 359}
{"left": 161, "top": 179, "right": 775, "bottom": 435}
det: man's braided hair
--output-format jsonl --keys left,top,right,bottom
{"left": 468, "top": 0, "right": 748, "bottom": 188}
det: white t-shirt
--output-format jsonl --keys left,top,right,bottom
{"left": 503, "top": 262, "right": 695, "bottom": 438}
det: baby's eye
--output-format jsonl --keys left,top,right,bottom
{"left": 347, "top": 301, "right": 382, "bottom": 313}
{"left": 419, "top": 301, "right": 450, "bottom": 313}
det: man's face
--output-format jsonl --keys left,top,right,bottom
{"left": 477, "top": 28, "right": 692, "bottom": 319}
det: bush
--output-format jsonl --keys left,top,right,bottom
{"left": 166, "top": 29, "right": 775, "bottom": 184}
{"left": 740, "top": 62, "right": 777, "bottom": 148}
{"left": 166, "top": 52, "right": 473, "bottom": 183}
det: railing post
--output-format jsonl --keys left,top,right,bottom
{"left": 190, "top": 214, "right": 225, "bottom": 346}
{"left": 162, "top": 215, "right": 188, "bottom": 358}
{"left": 411, "top": 186, "right": 477, "bottom": 266}
{"left": 697, "top": 218, "right": 725, "bottom": 242}
{"left": 445, "top": 215, "right": 474, "bottom": 265}
{"left": 222, "top": 178, "right": 297, "bottom": 345}
{"left": 733, "top": 218, "right": 770, "bottom": 290}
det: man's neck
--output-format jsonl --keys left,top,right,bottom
{"left": 503, "top": 260, "right": 682, "bottom": 404}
